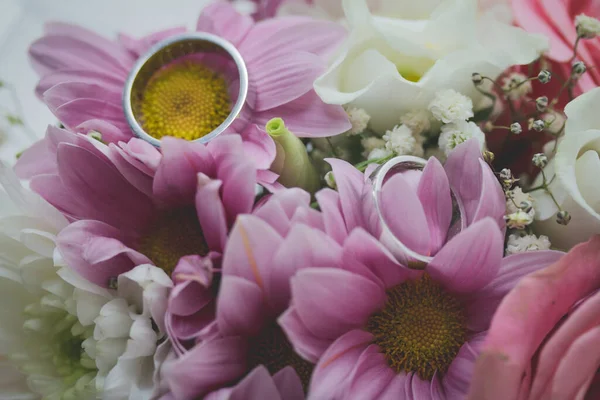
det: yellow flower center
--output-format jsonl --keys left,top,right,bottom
{"left": 367, "top": 274, "right": 466, "bottom": 380}
{"left": 134, "top": 61, "right": 231, "bottom": 141}
{"left": 138, "top": 207, "right": 208, "bottom": 275}
{"left": 248, "top": 323, "right": 314, "bottom": 392}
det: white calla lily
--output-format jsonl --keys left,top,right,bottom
{"left": 314, "top": 0, "right": 548, "bottom": 132}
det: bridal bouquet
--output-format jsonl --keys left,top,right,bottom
{"left": 2, "top": 0, "right": 600, "bottom": 399}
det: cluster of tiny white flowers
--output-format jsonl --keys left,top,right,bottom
{"left": 502, "top": 72, "right": 532, "bottom": 100}
{"left": 382, "top": 125, "right": 423, "bottom": 156}
{"left": 428, "top": 89, "right": 474, "bottom": 123}
{"left": 400, "top": 109, "right": 432, "bottom": 134}
{"left": 346, "top": 107, "right": 371, "bottom": 135}
{"left": 438, "top": 121, "right": 486, "bottom": 156}
{"left": 506, "top": 233, "right": 552, "bottom": 255}
{"left": 361, "top": 137, "right": 387, "bottom": 159}
{"left": 575, "top": 14, "right": 600, "bottom": 39}
{"left": 505, "top": 210, "right": 534, "bottom": 229}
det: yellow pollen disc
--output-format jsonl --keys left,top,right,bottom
{"left": 367, "top": 274, "right": 466, "bottom": 380}
{"left": 248, "top": 323, "right": 314, "bottom": 392}
{"left": 136, "top": 61, "right": 231, "bottom": 141}
{"left": 138, "top": 207, "right": 208, "bottom": 275}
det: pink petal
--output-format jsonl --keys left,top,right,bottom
{"left": 29, "top": 30, "right": 131, "bottom": 77}
{"left": 465, "top": 250, "right": 564, "bottom": 331}
{"left": 205, "top": 366, "right": 282, "bottom": 400}
{"left": 164, "top": 336, "right": 247, "bottom": 399}
{"left": 239, "top": 18, "right": 346, "bottom": 64}
{"left": 216, "top": 155, "right": 256, "bottom": 227}
{"left": 471, "top": 159, "right": 506, "bottom": 230}
{"left": 154, "top": 137, "right": 215, "bottom": 205}
{"left": 468, "top": 236, "right": 600, "bottom": 400}
{"left": 196, "top": 2, "right": 254, "bottom": 45}
{"left": 237, "top": 125, "right": 276, "bottom": 170}
{"left": 279, "top": 308, "right": 333, "bottom": 363}
{"left": 222, "top": 215, "right": 283, "bottom": 290}
{"left": 291, "top": 268, "right": 385, "bottom": 340}
{"left": 14, "top": 137, "right": 57, "bottom": 179}
{"left": 118, "top": 27, "right": 186, "bottom": 58}
{"left": 57, "top": 220, "right": 150, "bottom": 287}
{"left": 417, "top": 157, "right": 452, "bottom": 254}
{"left": 253, "top": 90, "right": 350, "bottom": 137}
{"left": 308, "top": 329, "right": 372, "bottom": 400}
{"left": 529, "top": 291, "right": 600, "bottom": 399}
{"left": 196, "top": 177, "right": 228, "bottom": 253}
{"left": 108, "top": 143, "right": 154, "bottom": 197}
{"left": 269, "top": 224, "right": 342, "bottom": 312}
{"left": 170, "top": 254, "right": 216, "bottom": 317}
{"left": 53, "top": 98, "right": 128, "bottom": 132}
{"left": 56, "top": 143, "right": 154, "bottom": 232}
{"left": 428, "top": 218, "right": 503, "bottom": 293}
{"left": 444, "top": 333, "right": 486, "bottom": 399}
{"left": 29, "top": 174, "right": 83, "bottom": 221}
{"left": 75, "top": 119, "right": 131, "bottom": 143}
{"left": 272, "top": 366, "right": 304, "bottom": 400}
{"left": 342, "top": 228, "right": 418, "bottom": 288}
{"left": 43, "top": 81, "right": 121, "bottom": 113}
{"left": 347, "top": 344, "right": 396, "bottom": 400}
{"left": 315, "top": 188, "right": 347, "bottom": 245}
{"left": 216, "top": 275, "right": 266, "bottom": 337}
{"left": 249, "top": 51, "right": 324, "bottom": 111}
{"left": 252, "top": 188, "right": 311, "bottom": 236}
{"left": 325, "top": 158, "right": 366, "bottom": 232}
{"left": 35, "top": 69, "right": 124, "bottom": 99}
{"left": 380, "top": 173, "right": 431, "bottom": 257}
{"left": 545, "top": 326, "right": 600, "bottom": 400}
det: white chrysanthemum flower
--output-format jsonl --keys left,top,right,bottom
{"left": 400, "top": 109, "right": 432, "bottom": 135}
{"left": 368, "top": 148, "right": 393, "bottom": 160}
{"left": 382, "top": 125, "right": 424, "bottom": 157}
{"left": 346, "top": 107, "right": 371, "bottom": 135}
{"left": 506, "top": 187, "right": 534, "bottom": 214}
{"left": 502, "top": 72, "right": 532, "bottom": 100}
{"left": 575, "top": 14, "right": 600, "bottom": 39}
{"left": 0, "top": 164, "right": 172, "bottom": 400}
{"left": 506, "top": 234, "right": 551, "bottom": 255}
{"left": 438, "top": 121, "right": 486, "bottom": 156}
{"left": 428, "top": 89, "right": 474, "bottom": 124}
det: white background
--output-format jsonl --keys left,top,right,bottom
{"left": 0, "top": 0, "right": 210, "bottom": 163}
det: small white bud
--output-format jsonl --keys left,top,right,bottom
{"left": 575, "top": 14, "right": 600, "bottom": 39}
{"left": 499, "top": 168, "right": 512, "bottom": 181}
{"left": 502, "top": 73, "right": 532, "bottom": 100}
{"left": 368, "top": 148, "right": 393, "bottom": 160}
{"left": 532, "top": 153, "right": 548, "bottom": 168}
{"left": 472, "top": 73, "right": 483, "bottom": 85}
{"left": 537, "top": 70, "right": 552, "bottom": 84}
{"left": 506, "top": 187, "right": 534, "bottom": 214}
{"left": 556, "top": 210, "right": 572, "bottom": 226}
{"left": 510, "top": 122, "right": 523, "bottom": 135}
{"left": 532, "top": 119, "right": 546, "bottom": 132}
{"left": 572, "top": 61, "right": 587, "bottom": 76}
{"left": 535, "top": 96, "right": 549, "bottom": 112}
{"left": 324, "top": 171, "right": 336, "bottom": 189}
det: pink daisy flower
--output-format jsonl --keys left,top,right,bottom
{"left": 29, "top": 1, "right": 350, "bottom": 155}
{"left": 275, "top": 144, "right": 564, "bottom": 398}
{"left": 468, "top": 236, "right": 600, "bottom": 400}
{"left": 15, "top": 126, "right": 262, "bottom": 348}
{"left": 163, "top": 188, "right": 339, "bottom": 399}
{"left": 320, "top": 139, "right": 507, "bottom": 257}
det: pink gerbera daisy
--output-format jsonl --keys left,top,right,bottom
{"left": 163, "top": 187, "right": 338, "bottom": 399}
{"left": 15, "top": 126, "right": 262, "bottom": 349}
{"left": 29, "top": 1, "right": 350, "bottom": 155}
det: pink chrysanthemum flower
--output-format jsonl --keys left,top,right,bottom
{"left": 275, "top": 142, "right": 564, "bottom": 399}
{"left": 29, "top": 1, "right": 350, "bottom": 154}
{"left": 468, "top": 236, "right": 600, "bottom": 400}
{"left": 163, "top": 188, "right": 340, "bottom": 399}
{"left": 14, "top": 126, "right": 262, "bottom": 349}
